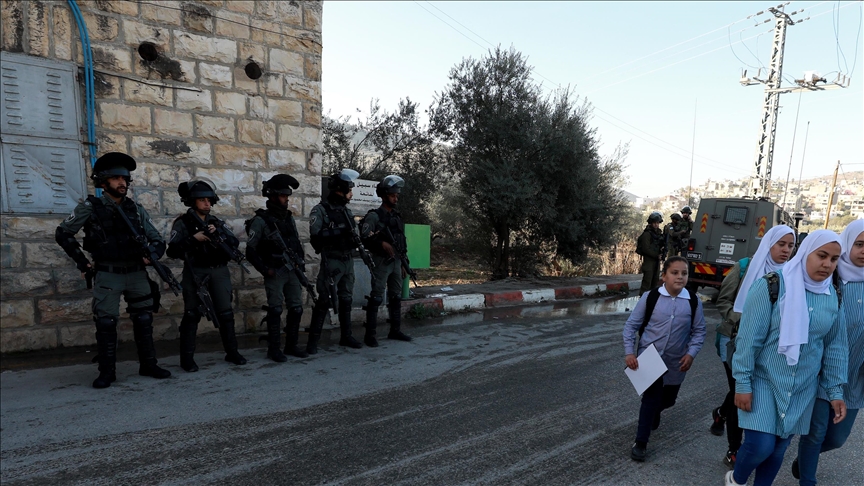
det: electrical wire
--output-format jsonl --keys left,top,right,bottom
{"left": 833, "top": 1, "right": 850, "bottom": 74}
{"left": 848, "top": 1, "right": 862, "bottom": 75}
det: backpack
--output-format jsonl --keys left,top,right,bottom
{"left": 637, "top": 287, "right": 700, "bottom": 337}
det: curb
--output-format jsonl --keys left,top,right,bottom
{"left": 401, "top": 279, "right": 642, "bottom": 316}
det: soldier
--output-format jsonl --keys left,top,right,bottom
{"left": 359, "top": 175, "right": 413, "bottom": 347}
{"left": 245, "top": 174, "right": 309, "bottom": 362}
{"left": 678, "top": 206, "right": 694, "bottom": 252}
{"left": 306, "top": 169, "right": 368, "bottom": 354}
{"left": 166, "top": 179, "right": 246, "bottom": 371}
{"left": 637, "top": 211, "right": 666, "bottom": 294}
{"left": 664, "top": 213, "right": 683, "bottom": 257}
{"left": 55, "top": 152, "right": 171, "bottom": 388}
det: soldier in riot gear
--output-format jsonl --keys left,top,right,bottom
{"left": 245, "top": 174, "right": 309, "bottom": 362}
{"left": 636, "top": 211, "right": 666, "bottom": 294}
{"left": 166, "top": 179, "right": 246, "bottom": 371}
{"left": 306, "top": 168, "right": 368, "bottom": 354}
{"left": 55, "top": 152, "right": 171, "bottom": 388}
{"left": 359, "top": 175, "right": 413, "bottom": 346}
{"left": 664, "top": 213, "right": 683, "bottom": 258}
{"left": 677, "top": 206, "right": 694, "bottom": 255}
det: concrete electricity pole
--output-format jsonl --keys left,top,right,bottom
{"left": 739, "top": 3, "right": 850, "bottom": 200}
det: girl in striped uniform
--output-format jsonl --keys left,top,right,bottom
{"left": 725, "top": 230, "right": 848, "bottom": 486}
{"left": 794, "top": 219, "right": 864, "bottom": 486}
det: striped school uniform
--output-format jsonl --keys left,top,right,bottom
{"left": 818, "top": 280, "right": 864, "bottom": 409}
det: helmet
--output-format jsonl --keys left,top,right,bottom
{"left": 647, "top": 211, "right": 663, "bottom": 224}
{"left": 680, "top": 206, "right": 693, "bottom": 215}
{"left": 178, "top": 178, "right": 219, "bottom": 206}
{"left": 327, "top": 168, "right": 359, "bottom": 194}
{"left": 670, "top": 213, "right": 682, "bottom": 222}
{"left": 375, "top": 175, "right": 404, "bottom": 197}
{"left": 262, "top": 174, "right": 300, "bottom": 197}
{"left": 91, "top": 152, "right": 136, "bottom": 185}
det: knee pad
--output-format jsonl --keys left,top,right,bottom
{"left": 182, "top": 309, "right": 202, "bottom": 322}
{"left": 94, "top": 316, "right": 118, "bottom": 333}
{"left": 366, "top": 296, "right": 384, "bottom": 309}
{"left": 288, "top": 305, "right": 303, "bottom": 318}
{"left": 387, "top": 295, "right": 402, "bottom": 309}
{"left": 217, "top": 310, "right": 234, "bottom": 323}
{"left": 265, "top": 305, "right": 283, "bottom": 319}
{"left": 131, "top": 312, "right": 153, "bottom": 327}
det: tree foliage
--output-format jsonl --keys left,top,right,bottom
{"left": 431, "top": 46, "right": 630, "bottom": 278}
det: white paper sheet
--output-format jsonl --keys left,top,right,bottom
{"left": 624, "top": 344, "right": 668, "bottom": 395}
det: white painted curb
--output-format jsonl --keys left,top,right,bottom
{"left": 522, "top": 288, "right": 555, "bottom": 303}
{"left": 442, "top": 293, "right": 486, "bottom": 312}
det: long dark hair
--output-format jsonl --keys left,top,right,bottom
{"left": 661, "top": 256, "right": 688, "bottom": 274}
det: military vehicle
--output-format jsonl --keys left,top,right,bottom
{"left": 684, "top": 197, "right": 797, "bottom": 293}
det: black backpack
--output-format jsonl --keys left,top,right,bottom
{"left": 638, "top": 287, "right": 699, "bottom": 337}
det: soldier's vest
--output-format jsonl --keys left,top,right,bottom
{"left": 179, "top": 212, "right": 231, "bottom": 268}
{"left": 313, "top": 202, "right": 355, "bottom": 253}
{"left": 368, "top": 207, "right": 407, "bottom": 257}
{"left": 82, "top": 195, "right": 143, "bottom": 262}
{"left": 247, "top": 209, "right": 304, "bottom": 268}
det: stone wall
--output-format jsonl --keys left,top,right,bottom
{"left": 0, "top": 0, "right": 323, "bottom": 353}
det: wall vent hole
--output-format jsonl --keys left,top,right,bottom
{"left": 245, "top": 61, "right": 263, "bottom": 80}
{"left": 138, "top": 43, "right": 159, "bottom": 62}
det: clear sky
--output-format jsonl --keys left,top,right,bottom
{"left": 320, "top": 1, "right": 863, "bottom": 197}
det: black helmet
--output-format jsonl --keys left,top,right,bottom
{"left": 680, "top": 206, "right": 693, "bottom": 215}
{"left": 647, "top": 211, "right": 663, "bottom": 224}
{"left": 670, "top": 212, "right": 682, "bottom": 222}
{"left": 327, "top": 168, "right": 359, "bottom": 194}
{"left": 178, "top": 178, "right": 219, "bottom": 206}
{"left": 375, "top": 175, "right": 404, "bottom": 197}
{"left": 263, "top": 174, "right": 300, "bottom": 197}
{"left": 91, "top": 152, "right": 136, "bottom": 185}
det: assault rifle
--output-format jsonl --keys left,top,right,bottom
{"left": 333, "top": 206, "right": 376, "bottom": 289}
{"left": 114, "top": 203, "right": 182, "bottom": 296}
{"left": 384, "top": 227, "right": 418, "bottom": 287}
{"left": 264, "top": 228, "right": 319, "bottom": 306}
{"left": 319, "top": 252, "right": 339, "bottom": 311}
{"left": 189, "top": 211, "right": 251, "bottom": 274}
{"left": 192, "top": 272, "right": 220, "bottom": 328}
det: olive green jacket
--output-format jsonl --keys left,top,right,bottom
{"left": 715, "top": 261, "right": 744, "bottom": 337}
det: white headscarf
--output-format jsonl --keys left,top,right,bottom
{"left": 733, "top": 225, "right": 795, "bottom": 313}
{"left": 777, "top": 229, "right": 843, "bottom": 366}
{"left": 837, "top": 219, "right": 864, "bottom": 284}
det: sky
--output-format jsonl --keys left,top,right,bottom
{"left": 320, "top": 1, "right": 863, "bottom": 198}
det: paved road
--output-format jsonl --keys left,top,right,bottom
{"left": 1, "top": 295, "right": 861, "bottom": 485}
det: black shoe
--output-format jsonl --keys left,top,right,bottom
{"left": 180, "top": 355, "right": 199, "bottom": 372}
{"left": 630, "top": 441, "right": 647, "bottom": 462}
{"left": 792, "top": 457, "right": 800, "bottom": 479}
{"left": 225, "top": 351, "right": 247, "bottom": 365}
{"left": 364, "top": 333, "right": 379, "bottom": 347}
{"left": 139, "top": 362, "right": 171, "bottom": 379}
{"left": 267, "top": 348, "right": 288, "bottom": 363}
{"left": 92, "top": 371, "right": 116, "bottom": 389}
{"left": 387, "top": 330, "right": 412, "bottom": 342}
{"left": 339, "top": 335, "right": 363, "bottom": 349}
{"left": 711, "top": 406, "right": 726, "bottom": 436}
{"left": 652, "top": 411, "right": 662, "bottom": 430}
{"left": 724, "top": 450, "right": 737, "bottom": 469}
{"left": 285, "top": 347, "right": 309, "bottom": 358}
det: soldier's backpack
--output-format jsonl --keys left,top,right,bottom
{"left": 637, "top": 287, "right": 700, "bottom": 338}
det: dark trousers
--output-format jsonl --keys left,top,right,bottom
{"left": 721, "top": 362, "right": 744, "bottom": 451}
{"left": 635, "top": 378, "right": 681, "bottom": 443}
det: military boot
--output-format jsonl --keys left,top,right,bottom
{"left": 179, "top": 310, "right": 200, "bottom": 372}
{"left": 305, "top": 303, "right": 328, "bottom": 355}
{"left": 387, "top": 296, "right": 412, "bottom": 341}
{"left": 93, "top": 316, "right": 118, "bottom": 389}
{"left": 218, "top": 310, "right": 247, "bottom": 365}
{"left": 363, "top": 296, "right": 383, "bottom": 347}
{"left": 132, "top": 312, "right": 172, "bottom": 379}
{"left": 264, "top": 306, "right": 287, "bottom": 362}
{"left": 284, "top": 305, "right": 309, "bottom": 358}
{"left": 338, "top": 298, "right": 362, "bottom": 349}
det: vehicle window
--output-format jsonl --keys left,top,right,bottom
{"left": 723, "top": 206, "right": 748, "bottom": 225}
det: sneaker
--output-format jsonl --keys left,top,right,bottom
{"left": 710, "top": 406, "right": 726, "bottom": 436}
{"left": 723, "top": 449, "right": 737, "bottom": 469}
{"left": 630, "top": 441, "right": 647, "bottom": 462}
{"left": 724, "top": 470, "right": 744, "bottom": 486}
{"left": 791, "top": 457, "right": 800, "bottom": 479}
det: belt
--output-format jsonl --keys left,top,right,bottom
{"left": 95, "top": 263, "right": 145, "bottom": 274}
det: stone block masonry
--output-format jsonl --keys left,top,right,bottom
{"left": 0, "top": 0, "right": 323, "bottom": 353}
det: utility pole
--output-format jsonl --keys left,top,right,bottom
{"left": 824, "top": 160, "right": 839, "bottom": 229}
{"left": 739, "top": 3, "right": 850, "bottom": 200}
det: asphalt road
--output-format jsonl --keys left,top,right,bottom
{"left": 1, "top": 295, "right": 861, "bottom": 485}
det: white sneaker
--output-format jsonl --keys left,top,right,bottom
{"left": 724, "top": 470, "right": 744, "bottom": 486}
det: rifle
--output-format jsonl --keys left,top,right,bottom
{"left": 189, "top": 211, "right": 251, "bottom": 274}
{"left": 333, "top": 206, "right": 376, "bottom": 288}
{"left": 192, "top": 272, "right": 220, "bottom": 328}
{"left": 320, "top": 252, "right": 339, "bottom": 311}
{"left": 264, "top": 228, "right": 319, "bottom": 306}
{"left": 114, "top": 203, "right": 182, "bottom": 296}
{"left": 384, "top": 226, "right": 418, "bottom": 287}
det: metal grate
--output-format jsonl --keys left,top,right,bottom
{"left": 723, "top": 206, "right": 749, "bottom": 225}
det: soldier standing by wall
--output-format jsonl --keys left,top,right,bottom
{"left": 55, "top": 153, "right": 171, "bottom": 388}
{"left": 637, "top": 212, "right": 666, "bottom": 294}
{"left": 306, "top": 169, "right": 367, "bottom": 354}
{"left": 166, "top": 179, "right": 246, "bottom": 372}
{"left": 359, "top": 175, "right": 413, "bottom": 347}
{"left": 245, "top": 175, "right": 309, "bottom": 362}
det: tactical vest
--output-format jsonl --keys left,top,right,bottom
{"left": 369, "top": 207, "right": 407, "bottom": 256}
{"left": 315, "top": 202, "right": 355, "bottom": 253}
{"left": 180, "top": 212, "right": 231, "bottom": 268}
{"left": 249, "top": 209, "right": 304, "bottom": 268}
{"left": 82, "top": 196, "right": 143, "bottom": 262}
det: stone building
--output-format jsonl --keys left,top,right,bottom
{"left": 0, "top": 0, "right": 323, "bottom": 353}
